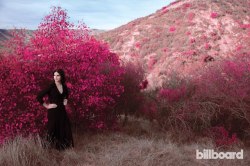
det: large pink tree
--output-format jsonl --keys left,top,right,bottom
{"left": 0, "top": 7, "right": 124, "bottom": 143}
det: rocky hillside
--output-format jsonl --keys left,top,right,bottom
{"left": 98, "top": 0, "right": 250, "bottom": 88}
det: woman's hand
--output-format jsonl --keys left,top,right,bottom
{"left": 63, "top": 99, "right": 68, "bottom": 106}
{"left": 43, "top": 103, "right": 57, "bottom": 109}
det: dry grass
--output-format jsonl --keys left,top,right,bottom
{"left": 0, "top": 117, "right": 249, "bottom": 166}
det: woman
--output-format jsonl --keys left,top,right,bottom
{"left": 37, "top": 69, "right": 74, "bottom": 150}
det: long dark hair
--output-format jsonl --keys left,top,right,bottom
{"left": 53, "top": 69, "right": 66, "bottom": 84}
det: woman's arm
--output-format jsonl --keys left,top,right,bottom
{"left": 37, "top": 83, "right": 58, "bottom": 109}
{"left": 36, "top": 84, "right": 52, "bottom": 106}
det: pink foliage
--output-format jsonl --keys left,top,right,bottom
{"left": 240, "top": 23, "right": 250, "bottom": 29}
{"left": 0, "top": 7, "right": 124, "bottom": 143}
{"left": 187, "top": 12, "right": 195, "bottom": 21}
{"left": 183, "top": 3, "right": 191, "bottom": 8}
{"left": 161, "top": 6, "right": 169, "bottom": 15}
{"left": 148, "top": 57, "right": 157, "bottom": 70}
{"left": 162, "top": 48, "right": 168, "bottom": 53}
{"left": 169, "top": 26, "right": 176, "bottom": 32}
{"left": 161, "top": 6, "right": 167, "bottom": 11}
{"left": 182, "top": 50, "right": 197, "bottom": 56}
{"left": 210, "top": 126, "right": 237, "bottom": 146}
{"left": 169, "top": 0, "right": 181, "bottom": 6}
{"left": 204, "top": 43, "right": 211, "bottom": 50}
{"left": 139, "top": 80, "right": 148, "bottom": 90}
{"left": 186, "top": 31, "right": 191, "bottom": 36}
{"left": 135, "top": 42, "right": 141, "bottom": 49}
{"left": 236, "top": 45, "right": 243, "bottom": 51}
{"left": 158, "top": 85, "right": 186, "bottom": 102}
{"left": 210, "top": 12, "right": 218, "bottom": 19}
{"left": 190, "top": 38, "right": 196, "bottom": 43}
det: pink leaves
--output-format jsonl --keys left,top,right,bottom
{"left": 210, "top": 12, "right": 219, "bottom": 19}
{"left": 210, "top": 126, "right": 238, "bottom": 147}
{"left": 160, "top": 6, "right": 169, "bottom": 15}
{"left": 148, "top": 57, "right": 157, "bottom": 70}
{"left": 187, "top": 12, "right": 195, "bottom": 21}
{"left": 66, "top": 82, "right": 72, "bottom": 88}
{"left": 182, "top": 50, "right": 197, "bottom": 56}
{"left": 190, "top": 38, "right": 196, "bottom": 44}
{"left": 159, "top": 85, "right": 186, "bottom": 102}
{"left": 0, "top": 6, "right": 125, "bottom": 143}
{"left": 135, "top": 42, "right": 141, "bottom": 49}
{"left": 139, "top": 80, "right": 148, "bottom": 90}
{"left": 169, "top": 26, "right": 176, "bottom": 32}
{"left": 240, "top": 23, "right": 250, "bottom": 30}
{"left": 186, "top": 31, "right": 191, "bottom": 36}
{"left": 204, "top": 43, "right": 211, "bottom": 50}
{"left": 223, "top": 60, "right": 245, "bottom": 80}
{"left": 236, "top": 45, "right": 243, "bottom": 51}
{"left": 169, "top": 0, "right": 181, "bottom": 7}
{"left": 161, "top": 6, "right": 167, "bottom": 11}
{"left": 183, "top": 3, "right": 191, "bottom": 8}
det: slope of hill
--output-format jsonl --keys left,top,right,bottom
{"left": 98, "top": 0, "right": 250, "bottom": 88}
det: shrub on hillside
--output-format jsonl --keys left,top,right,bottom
{"left": 194, "top": 55, "right": 250, "bottom": 142}
{"left": 0, "top": 7, "right": 124, "bottom": 144}
{"left": 142, "top": 55, "right": 250, "bottom": 145}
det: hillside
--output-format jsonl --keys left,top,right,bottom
{"left": 98, "top": 0, "right": 250, "bottom": 88}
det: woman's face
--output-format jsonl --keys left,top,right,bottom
{"left": 54, "top": 72, "right": 61, "bottom": 83}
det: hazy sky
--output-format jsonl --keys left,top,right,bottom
{"left": 0, "top": 0, "right": 175, "bottom": 30}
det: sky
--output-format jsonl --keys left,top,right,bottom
{"left": 0, "top": 0, "right": 175, "bottom": 30}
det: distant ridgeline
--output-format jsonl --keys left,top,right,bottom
{"left": 0, "top": 29, "right": 13, "bottom": 42}
{"left": 0, "top": 29, "right": 105, "bottom": 43}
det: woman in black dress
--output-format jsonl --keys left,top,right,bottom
{"left": 37, "top": 69, "right": 74, "bottom": 150}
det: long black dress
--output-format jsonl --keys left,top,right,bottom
{"left": 37, "top": 82, "right": 74, "bottom": 150}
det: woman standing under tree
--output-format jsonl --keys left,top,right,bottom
{"left": 37, "top": 69, "right": 74, "bottom": 150}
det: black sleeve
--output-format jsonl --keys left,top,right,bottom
{"left": 36, "top": 84, "right": 52, "bottom": 105}
{"left": 64, "top": 84, "right": 69, "bottom": 99}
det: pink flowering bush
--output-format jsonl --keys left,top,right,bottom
{"left": 210, "top": 12, "right": 219, "bottom": 19}
{"left": 239, "top": 23, "right": 250, "bottom": 30}
{"left": 169, "top": 0, "right": 181, "bottom": 7}
{"left": 190, "top": 38, "right": 196, "bottom": 44}
{"left": 187, "top": 12, "right": 195, "bottom": 21}
{"left": 143, "top": 73, "right": 195, "bottom": 131}
{"left": 182, "top": 50, "right": 197, "bottom": 56}
{"left": 139, "top": 80, "right": 148, "bottom": 90}
{"left": 0, "top": 7, "right": 124, "bottom": 143}
{"left": 135, "top": 42, "right": 141, "bottom": 49}
{"left": 182, "top": 3, "right": 191, "bottom": 9}
{"left": 142, "top": 53, "right": 250, "bottom": 144}
{"left": 160, "top": 6, "right": 169, "bottom": 15}
{"left": 148, "top": 57, "right": 157, "bottom": 70}
{"left": 169, "top": 26, "right": 176, "bottom": 32}
{"left": 208, "top": 126, "right": 238, "bottom": 147}
{"left": 190, "top": 55, "right": 250, "bottom": 142}
{"left": 204, "top": 43, "right": 212, "bottom": 50}
{"left": 158, "top": 86, "right": 187, "bottom": 103}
